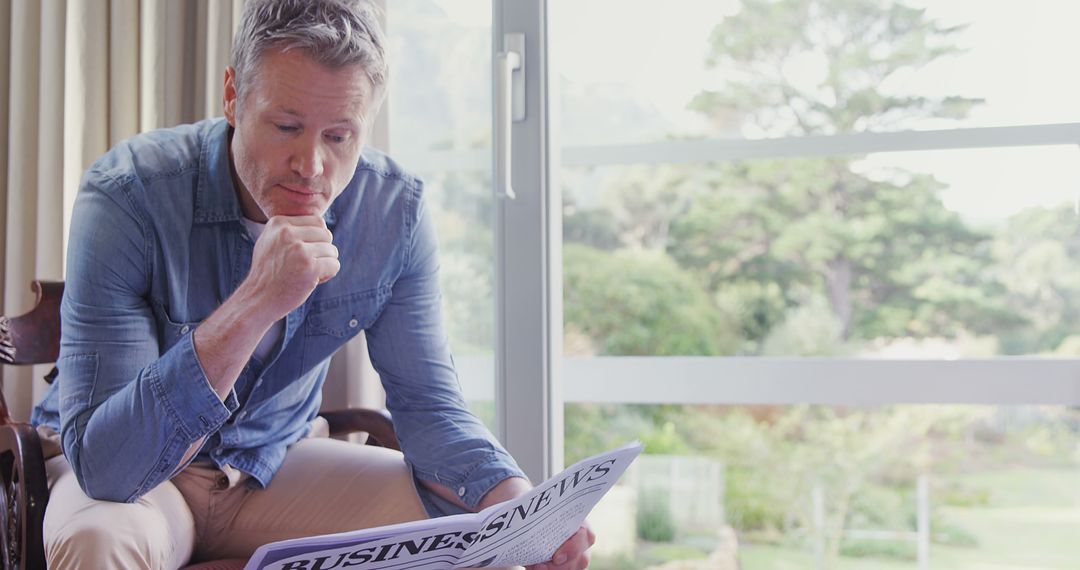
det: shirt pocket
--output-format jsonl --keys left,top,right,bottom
{"left": 305, "top": 287, "right": 389, "bottom": 338}
{"left": 152, "top": 303, "right": 203, "bottom": 353}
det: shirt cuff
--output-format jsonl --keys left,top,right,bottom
{"left": 411, "top": 453, "right": 528, "bottom": 517}
{"left": 150, "top": 331, "right": 238, "bottom": 440}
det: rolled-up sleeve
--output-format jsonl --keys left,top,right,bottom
{"left": 365, "top": 188, "right": 525, "bottom": 515}
{"left": 59, "top": 180, "right": 237, "bottom": 503}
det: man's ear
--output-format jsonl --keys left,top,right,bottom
{"left": 223, "top": 67, "right": 238, "bottom": 126}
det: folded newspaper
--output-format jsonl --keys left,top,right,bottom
{"left": 243, "top": 441, "right": 643, "bottom": 570}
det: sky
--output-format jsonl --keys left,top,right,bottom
{"left": 879, "top": 0, "right": 1080, "bottom": 223}
{"left": 429, "top": 0, "right": 1080, "bottom": 224}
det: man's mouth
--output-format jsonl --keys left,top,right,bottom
{"left": 276, "top": 184, "right": 324, "bottom": 205}
{"left": 279, "top": 183, "right": 320, "bottom": 196}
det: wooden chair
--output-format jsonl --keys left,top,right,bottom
{"left": 0, "top": 281, "right": 401, "bottom": 570}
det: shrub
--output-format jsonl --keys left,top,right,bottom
{"left": 724, "top": 467, "right": 787, "bottom": 532}
{"left": 840, "top": 538, "right": 916, "bottom": 560}
{"left": 637, "top": 491, "right": 677, "bottom": 542}
{"left": 933, "top": 523, "right": 979, "bottom": 548}
{"left": 939, "top": 482, "right": 991, "bottom": 508}
{"left": 641, "top": 543, "right": 710, "bottom": 565}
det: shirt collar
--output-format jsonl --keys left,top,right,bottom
{"left": 194, "top": 119, "right": 243, "bottom": 225}
{"left": 194, "top": 118, "right": 338, "bottom": 228}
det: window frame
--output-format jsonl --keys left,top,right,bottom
{"left": 407, "top": 121, "right": 1080, "bottom": 414}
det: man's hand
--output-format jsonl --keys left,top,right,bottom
{"left": 529, "top": 522, "right": 595, "bottom": 570}
{"left": 191, "top": 215, "right": 338, "bottom": 404}
{"left": 478, "top": 478, "right": 597, "bottom": 570}
{"left": 244, "top": 215, "right": 340, "bottom": 320}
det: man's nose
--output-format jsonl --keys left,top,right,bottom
{"left": 291, "top": 138, "right": 325, "bottom": 179}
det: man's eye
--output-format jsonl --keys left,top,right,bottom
{"left": 325, "top": 133, "right": 348, "bottom": 144}
{"left": 276, "top": 124, "right": 299, "bottom": 133}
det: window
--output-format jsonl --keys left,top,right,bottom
{"left": 552, "top": 0, "right": 1080, "bottom": 567}
{"left": 383, "top": 1, "right": 1080, "bottom": 567}
{"left": 384, "top": 1, "right": 497, "bottom": 427}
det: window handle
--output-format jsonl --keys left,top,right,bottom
{"left": 495, "top": 33, "right": 525, "bottom": 200}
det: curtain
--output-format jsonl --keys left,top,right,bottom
{"left": 0, "top": 0, "right": 245, "bottom": 421}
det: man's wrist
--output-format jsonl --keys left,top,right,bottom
{"left": 230, "top": 280, "right": 287, "bottom": 330}
{"left": 195, "top": 285, "right": 277, "bottom": 355}
{"left": 191, "top": 282, "right": 280, "bottom": 398}
{"left": 477, "top": 476, "right": 533, "bottom": 510}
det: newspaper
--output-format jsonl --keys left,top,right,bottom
{"left": 243, "top": 441, "right": 643, "bottom": 570}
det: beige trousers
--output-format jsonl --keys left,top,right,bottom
{"left": 42, "top": 428, "right": 429, "bottom": 569}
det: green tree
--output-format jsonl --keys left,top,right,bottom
{"left": 668, "top": 158, "right": 1024, "bottom": 345}
{"left": 691, "top": 0, "right": 978, "bottom": 137}
{"left": 664, "top": 0, "right": 1019, "bottom": 343}
{"left": 428, "top": 170, "right": 496, "bottom": 356}
{"left": 663, "top": 3, "right": 1016, "bottom": 563}
{"left": 993, "top": 205, "right": 1080, "bottom": 354}
{"left": 563, "top": 243, "right": 741, "bottom": 356}
{"left": 600, "top": 164, "right": 702, "bottom": 251}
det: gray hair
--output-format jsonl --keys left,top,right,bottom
{"left": 231, "top": 0, "right": 388, "bottom": 107}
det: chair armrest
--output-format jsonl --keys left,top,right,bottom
{"left": 0, "top": 423, "right": 48, "bottom": 570}
{"left": 319, "top": 408, "right": 400, "bottom": 452}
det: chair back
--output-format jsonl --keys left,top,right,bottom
{"left": 0, "top": 281, "right": 64, "bottom": 424}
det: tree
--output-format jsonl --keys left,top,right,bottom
{"left": 691, "top": 0, "right": 978, "bottom": 137}
{"left": 563, "top": 243, "right": 741, "bottom": 356}
{"left": 556, "top": 3, "right": 1066, "bottom": 565}
{"left": 669, "top": 158, "right": 1024, "bottom": 344}
{"left": 663, "top": 0, "right": 1018, "bottom": 343}
{"left": 993, "top": 205, "right": 1080, "bottom": 354}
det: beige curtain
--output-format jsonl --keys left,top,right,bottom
{"left": 0, "top": 0, "right": 245, "bottom": 421}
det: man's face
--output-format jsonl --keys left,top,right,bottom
{"left": 223, "top": 49, "right": 375, "bottom": 222}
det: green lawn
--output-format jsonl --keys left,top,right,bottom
{"left": 738, "top": 467, "right": 1080, "bottom": 570}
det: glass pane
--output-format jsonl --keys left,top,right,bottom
{"left": 552, "top": 0, "right": 1080, "bottom": 145}
{"left": 386, "top": 1, "right": 495, "bottom": 426}
{"left": 552, "top": 4, "right": 1080, "bottom": 569}
{"left": 573, "top": 402, "right": 1080, "bottom": 569}
{"left": 561, "top": 145, "right": 1080, "bottom": 358}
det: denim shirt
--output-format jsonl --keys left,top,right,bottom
{"left": 31, "top": 118, "right": 524, "bottom": 513}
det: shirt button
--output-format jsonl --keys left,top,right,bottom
{"left": 180, "top": 325, "right": 190, "bottom": 335}
{"left": 348, "top": 318, "right": 359, "bottom": 328}
{"left": 457, "top": 486, "right": 466, "bottom": 497}
{"left": 236, "top": 411, "right": 247, "bottom": 421}
{"left": 254, "top": 378, "right": 263, "bottom": 388}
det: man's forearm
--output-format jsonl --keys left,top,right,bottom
{"left": 422, "top": 476, "right": 533, "bottom": 512}
{"left": 192, "top": 282, "right": 277, "bottom": 399}
{"left": 183, "top": 283, "right": 277, "bottom": 462}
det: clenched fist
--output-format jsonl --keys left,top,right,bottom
{"left": 243, "top": 215, "right": 340, "bottom": 320}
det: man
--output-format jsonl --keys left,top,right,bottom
{"left": 29, "top": 1, "right": 593, "bottom": 568}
